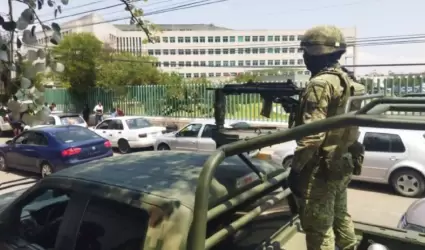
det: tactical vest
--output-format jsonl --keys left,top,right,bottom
{"left": 309, "top": 68, "right": 365, "bottom": 178}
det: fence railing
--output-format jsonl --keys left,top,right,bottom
{"left": 44, "top": 75, "right": 425, "bottom": 123}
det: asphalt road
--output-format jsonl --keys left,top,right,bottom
{"left": 0, "top": 137, "right": 416, "bottom": 228}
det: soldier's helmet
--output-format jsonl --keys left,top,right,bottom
{"left": 300, "top": 25, "right": 347, "bottom": 56}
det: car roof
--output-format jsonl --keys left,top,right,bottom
{"left": 105, "top": 116, "right": 147, "bottom": 120}
{"left": 52, "top": 113, "right": 81, "bottom": 118}
{"left": 30, "top": 125, "right": 86, "bottom": 133}
{"left": 50, "top": 151, "right": 281, "bottom": 210}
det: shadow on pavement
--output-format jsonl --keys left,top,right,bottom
{"left": 349, "top": 180, "right": 397, "bottom": 195}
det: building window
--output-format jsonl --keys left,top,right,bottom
{"left": 223, "top": 49, "right": 229, "bottom": 54}
{"left": 238, "top": 36, "right": 244, "bottom": 42}
{"left": 170, "top": 61, "right": 176, "bottom": 67}
{"left": 274, "top": 48, "right": 281, "bottom": 53}
{"left": 215, "top": 36, "right": 221, "bottom": 42}
{"left": 259, "top": 36, "right": 265, "bottom": 42}
{"left": 215, "top": 49, "right": 221, "bottom": 55}
{"left": 253, "top": 60, "right": 258, "bottom": 66}
{"left": 245, "top": 60, "right": 251, "bottom": 66}
{"left": 282, "top": 60, "right": 288, "bottom": 65}
{"left": 244, "top": 36, "right": 250, "bottom": 42}
{"left": 274, "top": 60, "right": 280, "bottom": 65}
{"left": 178, "top": 61, "right": 184, "bottom": 67}
{"left": 274, "top": 36, "right": 280, "bottom": 42}
{"left": 148, "top": 50, "right": 153, "bottom": 55}
{"left": 170, "top": 49, "right": 176, "bottom": 55}
{"left": 163, "top": 49, "right": 169, "bottom": 55}
{"left": 193, "top": 49, "right": 199, "bottom": 55}
{"left": 208, "top": 73, "right": 214, "bottom": 77}
{"left": 282, "top": 35, "right": 288, "bottom": 41}
{"left": 201, "top": 61, "right": 206, "bottom": 66}
{"left": 289, "top": 48, "right": 295, "bottom": 53}
{"left": 185, "top": 61, "right": 191, "bottom": 66}
{"left": 193, "top": 61, "right": 199, "bottom": 66}
{"left": 282, "top": 48, "right": 288, "bottom": 53}
{"left": 230, "top": 48, "right": 235, "bottom": 54}
{"left": 252, "top": 36, "right": 258, "bottom": 42}
{"left": 208, "top": 36, "right": 213, "bottom": 42}
{"left": 185, "top": 37, "right": 191, "bottom": 43}
{"left": 268, "top": 60, "right": 273, "bottom": 66}
{"left": 297, "top": 35, "right": 303, "bottom": 41}
{"left": 186, "top": 73, "right": 192, "bottom": 78}
{"left": 178, "top": 49, "right": 184, "bottom": 55}
{"left": 259, "top": 48, "right": 265, "bottom": 54}
{"left": 305, "top": 71, "right": 310, "bottom": 75}
{"left": 289, "top": 59, "right": 295, "bottom": 65}
{"left": 230, "top": 36, "right": 235, "bottom": 42}
{"left": 208, "top": 61, "right": 214, "bottom": 66}
{"left": 208, "top": 49, "right": 214, "bottom": 55}
{"left": 154, "top": 49, "right": 161, "bottom": 55}
{"left": 193, "top": 37, "right": 199, "bottom": 43}
{"left": 289, "top": 35, "right": 295, "bottom": 41}
{"left": 267, "top": 48, "right": 273, "bottom": 53}
{"left": 162, "top": 37, "right": 168, "bottom": 43}
{"left": 200, "top": 49, "right": 206, "bottom": 55}
{"left": 223, "top": 61, "right": 229, "bottom": 66}
{"left": 297, "top": 70, "right": 303, "bottom": 74}
{"left": 216, "top": 73, "right": 221, "bottom": 77}
{"left": 237, "top": 48, "right": 243, "bottom": 54}
{"left": 170, "top": 37, "right": 176, "bottom": 43}
{"left": 252, "top": 48, "right": 258, "bottom": 54}
{"left": 179, "top": 73, "right": 184, "bottom": 77}
{"left": 194, "top": 73, "right": 199, "bottom": 78}
{"left": 224, "top": 73, "right": 230, "bottom": 77}
{"left": 244, "top": 48, "right": 251, "bottom": 54}
{"left": 238, "top": 60, "right": 243, "bottom": 66}
{"left": 200, "top": 37, "right": 205, "bottom": 43}
{"left": 178, "top": 37, "right": 184, "bottom": 43}
{"left": 215, "top": 61, "right": 221, "bottom": 66}
{"left": 230, "top": 61, "right": 235, "bottom": 66}
{"left": 223, "top": 36, "right": 228, "bottom": 42}
{"left": 163, "top": 61, "right": 170, "bottom": 67}
{"left": 297, "top": 59, "right": 304, "bottom": 65}
{"left": 201, "top": 73, "right": 206, "bottom": 78}
{"left": 267, "top": 35, "right": 273, "bottom": 41}
{"left": 185, "top": 49, "right": 191, "bottom": 55}
{"left": 259, "top": 60, "right": 265, "bottom": 66}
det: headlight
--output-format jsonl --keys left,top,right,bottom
{"left": 398, "top": 214, "right": 425, "bottom": 233}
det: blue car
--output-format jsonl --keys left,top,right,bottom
{"left": 0, "top": 125, "right": 113, "bottom": 177}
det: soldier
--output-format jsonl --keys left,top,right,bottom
{"left": 287, "top": 25, "right": 366, "bottom": 250}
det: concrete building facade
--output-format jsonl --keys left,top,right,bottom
{"left": 34, "top": 13, "right": 357, "bottom": 79}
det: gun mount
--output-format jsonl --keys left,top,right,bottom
{"left": 208, "top": 80, "right": 303, "bottom": 148}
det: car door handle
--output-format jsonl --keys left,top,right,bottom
{"left": 102, "top": 131, "right": 106, "bottom": 133}
{"left": 118, "top": 132, "right": 121, "bottom": 134}
{"left": 389, "top": 156, "right": 398, "bottom": 161}
{"left": 109, "top": 134, "right": 113, "bottom": 136}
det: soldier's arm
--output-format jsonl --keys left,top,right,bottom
{"left": 292, "top": 79, "right": 335, "bottom": 172}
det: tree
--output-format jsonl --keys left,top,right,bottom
{"left": 52, "top": 32, "right": 102, "bottom": 93}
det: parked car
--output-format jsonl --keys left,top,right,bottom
{"left": 87, "top": 113, "right": 111, "bottom": 127}
{"left": 154, "top": 120, "right": 261, "bottom": 156}
{"left": 91, "top": 116, "right": 166, "bottom": 154}
{"left": 0, "top": 125, "right": 113, "bottom": 178}
{"left": 398, "top": 198, "right": 425, "bottom": 233}
{"left": 30, "top": 113, "right": 88, "bottom": 130}
{"left": 270, "top": 127, "right": 425, "bottom": 197}
{"left": 0, "top": 116, "right": 12, "bottom": 135}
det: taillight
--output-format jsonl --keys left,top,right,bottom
{"left": 104, "top": 140, "right": 112, "bottom": 148}
{"left": 139, "top": 134, "right": 147, "bottom": 138}
{"left": 61, "top": 147, "right": 81, "bottom": 157}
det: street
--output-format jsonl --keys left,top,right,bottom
{"left": 0, "top": 137, "right": 415, "bottom": 228}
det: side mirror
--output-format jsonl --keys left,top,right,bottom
{"left": 175, "top": 132, "right": 180, "bottom": 137}
{"left": 5, "top": 140, "right": 12, "bottom": 145}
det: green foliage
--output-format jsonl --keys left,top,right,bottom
{"left": 232, "top": 73, "right": 260, "bottom": 83}
{"left": 52, "top": 32, "right": 102, "bottom": 93}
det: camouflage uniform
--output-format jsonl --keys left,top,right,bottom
{"left": 290, "top": 26, "right": 366, "bottom": 250}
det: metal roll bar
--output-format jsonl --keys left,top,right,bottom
{"left": 188, "top": 97, "right": 425, "bottom": 250}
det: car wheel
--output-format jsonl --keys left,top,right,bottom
{"left": 0, "top": 154, "right": 8, "bottom": 171}
{"left": 40, "top": 162, "right": 53, "bottom": 178}
{"left": 282, "top": 156, "right": 293, "bottom": 170}
{"left": 390, "top": 169, "right": 425, "bottom": 197}
{"left": 118, "top": 139, "right": 131, "bottom": 154}
{"left": 157, "top": 143, "right": 170, "bottom": 151}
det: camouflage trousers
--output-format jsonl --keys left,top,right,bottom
{"left": 298, "top": 166, "right": 357, "bottom": 250}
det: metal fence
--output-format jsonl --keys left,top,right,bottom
{"left": 44, "top": 75, "right": 425, "bottom": 123}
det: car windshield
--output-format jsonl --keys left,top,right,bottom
{"left": 51, "top": 127, "right": 101, "bottom": 143}
{"left": 125, "top": 118, "right": 152, "bottom": 129}
{"left": 60, "top": 115, "right": 85, "bottom": 125}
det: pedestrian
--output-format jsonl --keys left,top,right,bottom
{"left": 82, "top": 104, "right": 90, "bottom": 123}
{"left": 116, "top": 105, "right": 124, "bottom": 116}
{"left": 287, "top": 25, "right": 366, "bottom": 250}
{"left": 49, "top": 102, "right": 56, "bottom": 112}
{"left": 93, "top": 101, "right": 103, "bottom": 125}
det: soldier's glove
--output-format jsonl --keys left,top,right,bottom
{"left": 288, "top": 168, "right": 302, "bottom": 197}
{"left": 347, "top": 141, "right": 365, "bottom": 176}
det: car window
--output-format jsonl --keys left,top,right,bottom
{"left": 60, "top": 115, "right": 85, "bottom": 125}
{"left": 75, "top": 197, "right": 149, "bottom": 250}
{"left": 110, "top": 120, "right": 124, "bottom": 130}
{"left": 45, "top": 116, "right": 56, "bottom": 125}
{"left": 125, "top": 118, "right": 152, "bottom": 129}
{"left": 97, "top": 120, "right": 111, "bottom": 130}
{"left": 26, "top": 132, "right": 48, "bottom": 146}
{"left": 201, "top": 124, "right": 216, "bottom": 138}
{"left": 363, "top": 132, "right": 406, "bottom": 153}
{"left": 51, "top": 127, "right": 101, "bottom": 143}
{"left": 231, "top": 122, "right": 251, "bottom": 129}
{"left": 178, "top": 124, "right": 202, "bottom": 137}
{"left": 14, "top": 132, "right": 30, "bottom": 144}
{"left": 16, "top": 188, "right": 72, "bottom": 249}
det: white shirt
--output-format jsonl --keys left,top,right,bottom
{"left": 93, "top": 105, "right": 103, "bottom": 114}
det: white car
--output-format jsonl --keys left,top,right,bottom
{"left": 92, "top": 116, "right": 166, "bottom": 154}
{"left": 29, "top": 113, "right": 88, "bottom": 130}
{"left": 270, "top": 127, "right": 425, "bottom": 197}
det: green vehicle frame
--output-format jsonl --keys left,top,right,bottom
{"left": 187, "top": 94, "right": 425, "bottom": 250}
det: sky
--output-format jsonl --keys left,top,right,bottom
{"left": 2, "top": 0, "right": 425, "bottom": 75}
